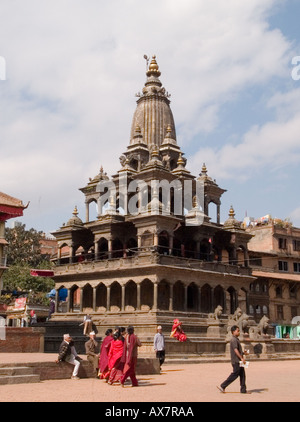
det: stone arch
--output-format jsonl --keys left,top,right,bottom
{"left": 187, "top": 282, "right": 199, "bottom": 311}
{"left": 201, "top": 283, "right": 212, "bottom": 313}
{"left": 69, "top": 284, "right": 80, "bottom": 312}
{"left": 125, "top": 280, "right": 137, "bottom": 310}
{"left": 82, "top": 283, "right": 93, "bottom": 310}
{"left": 158, "top": 279, "right": 170, "bottom": 310}
{"left": 227, "top": 286, "right": 237, "bottom": 315}
{"left": 173, "top": 281, "right": 185, "bottom": 311}
{"left": 140, "top": 278, "right": 154, "bottom": 310}
{"left": 87, "top": 198, "right": 98, "bottom": 222}
{"left": 213, "top": 285, "right": 225, "bottom": 311}
{"left": 96, "top": 283, "right": 107, "bottom": 310}
{"left": 112, "top": 238, "right": 123, "bottom": 258}
{"left": 97, "top": 237, "right": 108, "bottom": 260}
{"left": 110, "top": 281, "right": 122, "bottom": 311}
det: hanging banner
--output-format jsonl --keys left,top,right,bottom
{"left": 30, "top": 269, "right": 54, "bottom": 277}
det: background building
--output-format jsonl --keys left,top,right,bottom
{"left": 246, "top": 216, "right": 300, "bottom": 325}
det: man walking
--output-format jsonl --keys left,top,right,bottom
{"left": 55, "top": 334, "right": 81, "bottom": 380}
{"left": 154, "top": 325, "right": 165, "bottom": 368}
{"left": 217, "top": 325, "right": 249, "bottom": 394}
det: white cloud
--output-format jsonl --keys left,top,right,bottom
{"left": 0, "top": 0, "right": 297, "bottom": 231}
{"left": 188, "top": 83, "right": 300, "bottom": 183}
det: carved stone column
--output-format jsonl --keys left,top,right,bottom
{"left": 169, "top": 283, "right": 173, "bottom": 311}
{"left": 93, "top": 286, "right": 97, "bottom": 312}
{"left": 67, "top": 289, "right": 71, "bottom": 313}
{"left": 106, "top": 286, "right": 111, "bottom": 311}
{"left": 137, "top": 283, "right": 141, "bottom": 310}
{"left": 121, "top": 285, "right": 125, "bottom": 311}
{"left": 79, "top": 287, "right": 83, "bottom": 313}
{"left": 153, "top": 282, "right": 158, "bottom": 310}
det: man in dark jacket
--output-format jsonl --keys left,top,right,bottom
{"left": 55, "top": 334, "right": 81, "bottom": 380}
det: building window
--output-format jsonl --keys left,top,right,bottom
{"left": 251, "top": 258, "right": 262, "bottom": 266}
{"left": 255, "top": 305, "right": 261, "bottom": 314}
{"left": 291, "top": 306, "right": 298, "bottom": 318}
{"left": 278, "top": 261, "right": 288, "bottom": 272}
{"left": 289, "top": 284, "right": 297, "bottom": 298}
{"left": 293, "top": 262, "right": 300, "bottom": 273}
{"left": 275, "top": 286, "right": 282, "bottom": 298}
{"left": 277, "top": 305, "right": 284, "bottom": 320}
{"left": 249, "top": 305, "right": 254, "bottom": 314}
{"left": 262, "top": 305, "right": 268, "bottom": 315}
{"left": 255, "top": 283, "right": 260, "bottom": 292}
{"left": 278, "top": 238, "right": 287, "bottom": 249}
{"left": 293, "top": 240, "right": 300, "bottom": 251}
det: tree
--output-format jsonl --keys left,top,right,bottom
{"left": 5, "top": 223, "right": 43, "bottom": 267}
{"left": 3, "top": 224, "right": 54, "bottom": 292}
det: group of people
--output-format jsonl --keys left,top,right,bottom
{"left": 97, "top": 326, "right": 141, "bottom": 387}
{"left": 56, "top": 325, "right": 142, "bottom": 387}
{"left": 56, "top": 320, "right": 250, "bottom": 394}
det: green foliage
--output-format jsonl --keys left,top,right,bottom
{"left": 3, "top": 224, "right": 55, "bottom": 293}
{"left": 2, "top": 264, "right": 54, "bottom": 292}
{"left": 5, "top": 223, "right": 43, "bottom": 267}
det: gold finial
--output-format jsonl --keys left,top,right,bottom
{"left": 73, "top": 206, "right": 78, "bottom": 216}
{"left": 201, "top": 163, "right": 207, "bottom": 175}
{"left": 177, "top": 152, "right": 185, "bottom": 167}
{"left": 229, "top": 205, "right": 235, "bottom": 218}
{"left": 146, "top": 55, "right": 161, "bottom": 77}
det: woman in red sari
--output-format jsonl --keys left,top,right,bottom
{"left": 107, "top": 328, "right": 125, "bottom": 384}
{"left": 170, "top": 318, "right": 187, "bottom": 342}
{"left": 120, "top": 326, "right": 142, "bottom": 387}
{"left": 98, "top": 329, "right": 113, "bottom": 379}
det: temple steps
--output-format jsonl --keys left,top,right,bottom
{"left": 0, "top": 367, "right": 40, "bottom": 385}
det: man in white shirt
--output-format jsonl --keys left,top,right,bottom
{"left": 153, "top": 326, "right": 165, "bottom": 368}
{"left": 56, "top": 334, "right": 81, "bottom": 380}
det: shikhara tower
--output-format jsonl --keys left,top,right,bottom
{"left": 52, "top": 56, "right": 253, "bottom": 357}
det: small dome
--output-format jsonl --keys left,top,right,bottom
{"left": 224, "top": 206, "right": 242, "bottom": 229}
{"left": 67, "top": 206, "right": 83, "bottom": 226}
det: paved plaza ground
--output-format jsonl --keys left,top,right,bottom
{"left": 0, "top": 353, "right": 299, "bottom": 403}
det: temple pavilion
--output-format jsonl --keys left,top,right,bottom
{"left": 51, "top": 56, "right": 254, "bottom": 356}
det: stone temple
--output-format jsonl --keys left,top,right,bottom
{"left": 51, "top": 56, "right": 256, "bottom": 358}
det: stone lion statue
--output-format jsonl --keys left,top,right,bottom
{"left": 249, "top": 315, "right": 270, "bottom": 339}
{"left": 208, "top": 305, "right": 223, "bottom": 320}
{"left": 227, "top": 307, "right": 250, "bottom": 335}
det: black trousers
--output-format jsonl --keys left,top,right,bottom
{"left": 221, "top": 362, "right": 246, "bottom": 393}
{"left": 156, "top": 350, "right": 165, "bottom": 366}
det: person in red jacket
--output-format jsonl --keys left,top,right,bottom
{"left": 170, "top": 318, "right": 187, "bottom": 342}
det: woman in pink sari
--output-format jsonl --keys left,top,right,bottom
{"left": 98, "top": 329, "right": 113, "bottom": 379}
{"left": 170, "top": 318, "right": 187, "bottom": 342}
{"left": 107, "top": 328, "right": 125, "bottom": 384}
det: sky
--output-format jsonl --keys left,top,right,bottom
{"left": 0, "top": 0, "right": 300, "bottom": 234}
